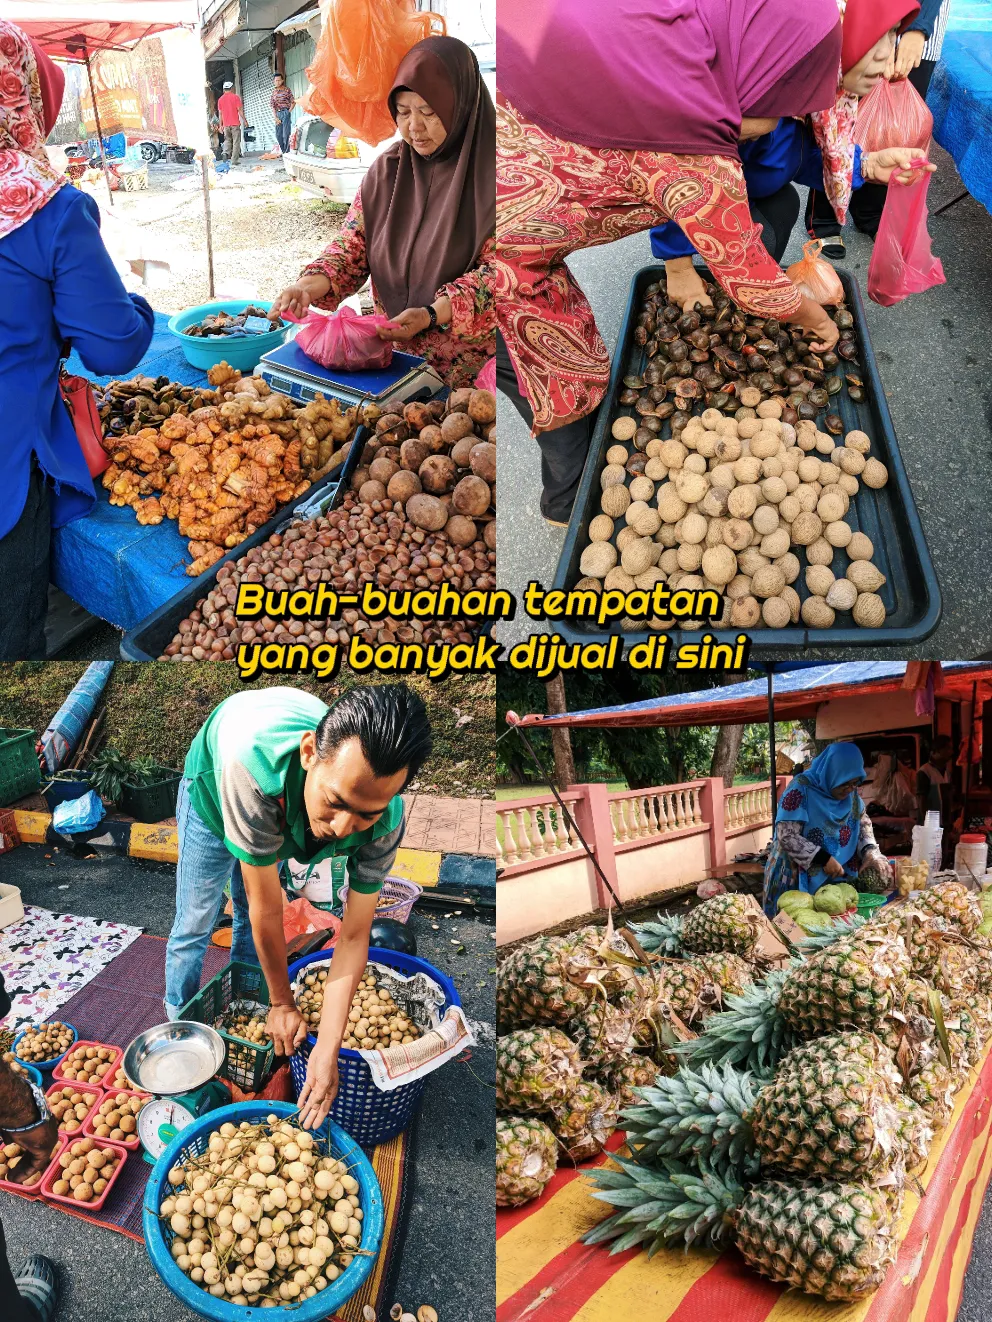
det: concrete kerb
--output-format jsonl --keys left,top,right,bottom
{"left": 9, "top": 809, "right": 496, "bottom": 891}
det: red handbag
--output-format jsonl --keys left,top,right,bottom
{"left": 60, "top": 366, "right": 109, "bottom": 478}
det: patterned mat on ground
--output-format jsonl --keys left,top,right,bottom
{"left": 2, "top": 934, "right": 411, "bottom": 1322}
{"left": 0, "top": 906, "right": 143, "bottom": 1031}
{"left": 497, "top": 1044, "right": 992, "bottom": 1322}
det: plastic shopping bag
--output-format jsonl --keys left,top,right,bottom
{"left": 303, "top": 0, "right": 445, "bottom": 145}
{"left": 867, "top": 173, "right": 946, "bottom": 306}
{"left": 288, "top": 306, "right": 396, "bottom": 371}
{"left": 282, "top": 896, "right": 341, "bottom": 944}
{"left": 786, "top": 239, "right": 845, "bottom": 304}
{"left": 474, "top": 357, "right": 496, "bottom": 393}
{"left": 854, "top": 76, "right": 933, "bottom": 153}
{"left": 52, "top": 790, "right": 106, "bottom": 835}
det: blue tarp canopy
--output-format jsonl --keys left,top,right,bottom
{"left": 930, "top": 2, "right": 992, "bottom": 215}
{"left": 51, "top": 313, "right": 209, "bottom": 631}
{"left": 508, "top": 662, "right": 992, "bottom": 730}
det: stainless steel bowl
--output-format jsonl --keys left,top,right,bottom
{"left": 122, "top": 1022, "right": 225, "bottom": 1095}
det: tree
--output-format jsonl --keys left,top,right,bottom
{"left": 710, "top": 724, "right": 744, "bottom": 786}
{"left": 544, "top": 674, "right": 576, "bottom": 788}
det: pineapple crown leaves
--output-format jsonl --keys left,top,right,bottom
{"left": 621, "top": 1062, "right": 761, "bottom": 1181}
{"left": 629, "top": 914, "right": 685, "bottom": 957}
{"left": 584, "top": 1154, "right": 741, "bottom": 1255}
{"left": 795, "top": 912, "right": 868, "bottom": 953}
{"left": 668, "top": 970, "right": 795, "bottom": 1078}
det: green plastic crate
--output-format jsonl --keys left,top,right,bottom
{"left": 179, "top": 961, "right": 274, "bottom": 1092}
{"left": 856, "top": 892, "right": 889, "bottom": 916}
{"left": 120, "top": 767, "right": 181, "bottom": 822}
{"left": 0, "top": 728, "right": 40, "bottom": 807}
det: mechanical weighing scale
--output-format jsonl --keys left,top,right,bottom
{"left": 254, "top": 338, "right": 444, "bottom": 409}
{"left": 121, "top": 1022, "right": 231, "bottom": 1164}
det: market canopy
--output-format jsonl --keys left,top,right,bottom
{"left": 506, "top": 662, "right": 992, "bottom": 731}
{"left": 4, "top": 0, "right": 198, "bottom": 59}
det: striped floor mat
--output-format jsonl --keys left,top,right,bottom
{"left": 497, "top": 1046, "right": 992, "bottom": 1322}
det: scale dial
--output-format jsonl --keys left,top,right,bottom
{"left": 137, "top": 1097, "right": 196, "bottom": 1159}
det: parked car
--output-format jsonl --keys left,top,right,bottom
{"left": 282, "top": 118, "right": 395, "bottom": 203}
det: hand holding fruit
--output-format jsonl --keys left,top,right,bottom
{"left": 823, "top": 856, "right": 846, "bottom": 878}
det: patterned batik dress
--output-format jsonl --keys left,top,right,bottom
{"left": 763, "top": 786, "right": 880, "bottom": 916}
{"left": 495, "top": 95, "right": 805, "bottom": 434}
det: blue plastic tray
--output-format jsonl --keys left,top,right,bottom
{"left": 287, "top": 948, "right": 460, "bottom": 1148}
{"left": 13, "top": 1023, "right": 78, "bottom": 1072}
{"left": 143, "top": 1100, "right": 384, "bottom": 1322}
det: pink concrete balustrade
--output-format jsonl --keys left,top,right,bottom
{"left": 495, "top": 776, "right": 789, "bottom": 944}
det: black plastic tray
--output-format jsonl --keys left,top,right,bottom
{"left": 120, "top": 428, "right": 366, "bottom": 661}
{"left": 551, "top": 264, "right": 941, "bottom": 649}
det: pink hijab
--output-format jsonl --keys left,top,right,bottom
{"left": 497, "top": 0, "right": 842, "bottom": 157}
{"left": 0, "top": 21, "right": 66, "bottom": 241}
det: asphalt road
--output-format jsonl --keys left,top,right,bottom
{"left": 0, "top": 845, "right": 495, "bottom": 1322}
{"left": 495, "top": 141, "right": 992, "bottom": 658}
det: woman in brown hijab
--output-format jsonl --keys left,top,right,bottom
{"left": 272, "top": 36, "right": 495, "bottom": 388}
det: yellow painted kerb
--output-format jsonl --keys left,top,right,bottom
{"left": 130, "top": 822, "right": 179, "bottom": 862}
{"left": 391, "top": 848, "right": 442, "bottom": 888}
{"left": 11, "top": 810, "right": 50, "bottom": 844}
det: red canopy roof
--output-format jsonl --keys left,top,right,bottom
{"left": 5, "top": 1, "right": 197, "bottom": 61}
{"left": 507, "top": 662, "right": 992, "bottom": 731}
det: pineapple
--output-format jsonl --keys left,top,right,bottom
{"left": 567, "top": 998, "right": 636, "bottom": 1071}
{"left": 632, "top": 995, "right": 696, "bottom": 1074}
{"left": 858, "top": 864, "right": 890, "bottom": 895}
{"left": 586, "top": 1156, "right": 901, "bottom": 1302}
{"left": 912, "top": 881, "right": 982, "bottom": 936}
{"left": 497, "top": 932, "right": 603, "bottom": 1030}
{"left": 680, "top": 893, "right": 762, "bottom": 958}
{"left": 895, "top": 1094, "right": 934, "bottom": 1172}
{"left": 690, "top": 951, "right": 755, "bottom": 997}
{"left": 548, "top": 1078, "right": 618, "bottom": 1163}
{"left": 777, "top": 931, "right": 911, "bottom": 1039}
{"left": 626, "top": 1034, "right": 905, "bottom": 1184}
{"left": 943, "top": 1000, "right": 983, "bottom": 1073}
{"left": 906, "top": 1059, "right": 956, "bottom": 1129}
{"left": 672, "top": 968, "right": 797, "bottom": 1077}
{"left": 497, "top": 1028, "right": 582, "bottom": 1113}
{"left": 597, "top": 1054, "right": 657, "bottom": 1107}
{"left": 496, "top": 1116, "right": 558, "bottom": 1206}
{"left": 649, "top": 960, "right": 719, "bottom": 1025}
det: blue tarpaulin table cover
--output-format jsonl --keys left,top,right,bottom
{"left": 52, "top": 313, "right": 210, "bottom": 631}
{"left": 930, "top": 2, "right": 992, "bottom": 216}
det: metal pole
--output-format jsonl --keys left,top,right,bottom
{"left": 84, "top": 53, "right": 114, "bottom": 208}
{"left": 200, "top": 156, "right": 216, "bottom": 298}
{"left": 963, "top": 680, "right": 977, "bottom": 826}
{"left": 511, "top": 726, "right": 627, "bottom": 916}
{"left": 768, "top": 671, "right": 778, "bottom": 824}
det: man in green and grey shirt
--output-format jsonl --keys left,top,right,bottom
{"left": 165, "top": 683, "right": 431, "bottom": 1128}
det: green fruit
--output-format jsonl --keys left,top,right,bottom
{"left": 794, "top": 909, "right": 835, "bottom": 934}
{"left": 813, "top": 884, "right": 848, "bottom": 916}
{"left": 834, "top": 883, "right": 859, "bottom": 909}
{"left": 777, "top": 890, "right": 814, "bottom": 913}
{"left": 978, "top": 916, "right": 992, "bottom": 938}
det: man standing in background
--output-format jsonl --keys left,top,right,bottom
{"left": 217, "top": 79, "right": 246, "bottom": 166}
{"left": 271, "top": 73, "right": 296, "bottom": 155}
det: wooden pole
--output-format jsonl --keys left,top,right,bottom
{"left": 768, "top": 670, "right": 778, "bottom": 823}
{"left": 84, "top": 54, "right": 114, "bottom": 208}
{"left": 200, "top": 156, "right": 216, "bottom": 298}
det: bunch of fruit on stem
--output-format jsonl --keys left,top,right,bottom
{"left": 496, "top": 884, "right": 992, "bottom": 1303}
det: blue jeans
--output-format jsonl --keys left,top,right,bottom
{"left": 164, "top": 777, "right": 259, "bottom": 1019}
{"left": 275, "top": 109, "right": 292, "bottom": 154}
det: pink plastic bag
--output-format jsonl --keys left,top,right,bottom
{"left": 474, "top": 356, "right": 496, "bottom": 392}
{"left": 867, "top": 173, "right": 945, "bottom": 306}
{"left": 854, "top": 76, "right": 933, "bottom": 153}
{"left": 287, "top": 305, "right": 396, "bottom": 370}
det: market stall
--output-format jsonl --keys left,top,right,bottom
{"left": 497, "top": 663, "right": 992, "bottom": 1322}
{"left": 930, "top": 2, "right": 992, "bottom": 217}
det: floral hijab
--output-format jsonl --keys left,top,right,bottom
{"left": 777, "top": 742, "right": 867, "bottom": 871}
{"left": 0, "top": 21, "right": 66, "bottom": 242}
{"left": 809, "top": 0, "right": 920, "bottom": 223}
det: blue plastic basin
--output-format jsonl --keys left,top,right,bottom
{"left": 168, "top": 300, "right": 289, "bottom": 372}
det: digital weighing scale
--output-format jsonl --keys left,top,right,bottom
{"left": 254, "top": 339, "right": 444, "bottom": 408}
{"left": 121, "top": 1021, "right": 231, "bottom": 1163}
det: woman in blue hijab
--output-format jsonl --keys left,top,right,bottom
{"left": 763, "top": 742, "right": 891, "bottom": 916}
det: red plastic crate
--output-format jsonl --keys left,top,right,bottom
{"left": 40, "top": 1134, "right": 130, "bottom": 1213}
{"left": 52, "top": 1040, "right": 122, "bottom": 1088}
{"left": 0, "top": 1135, "right": 54, "bottom": 1199}
{"left": 82, "top": 1088, "right": 151, "bottom": 1151}
{"left": 45, "top": 1081, "right": 101, "bottom": 1137}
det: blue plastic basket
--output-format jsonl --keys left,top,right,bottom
{"left": 143, "top": 1100, "right": 383, "bottom": 1322}
{"left": 12, "top": 1022, "right": 78, "bottom": 1072}
{"left": 11, "top": 1062, "right": 43, "bottom": 1088}
{"left": 167, "top": 300, "right": 289, "bottom": 373}
{"left": 287, "top": 949, "right": 460, "bottom": 1148}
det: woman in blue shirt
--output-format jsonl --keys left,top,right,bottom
{"left": 0, "top": 22, "right": 154, "bottom": 659}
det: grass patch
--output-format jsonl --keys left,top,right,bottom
{"left": 0, "top": 664, "right": 494, "bottom": 798}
